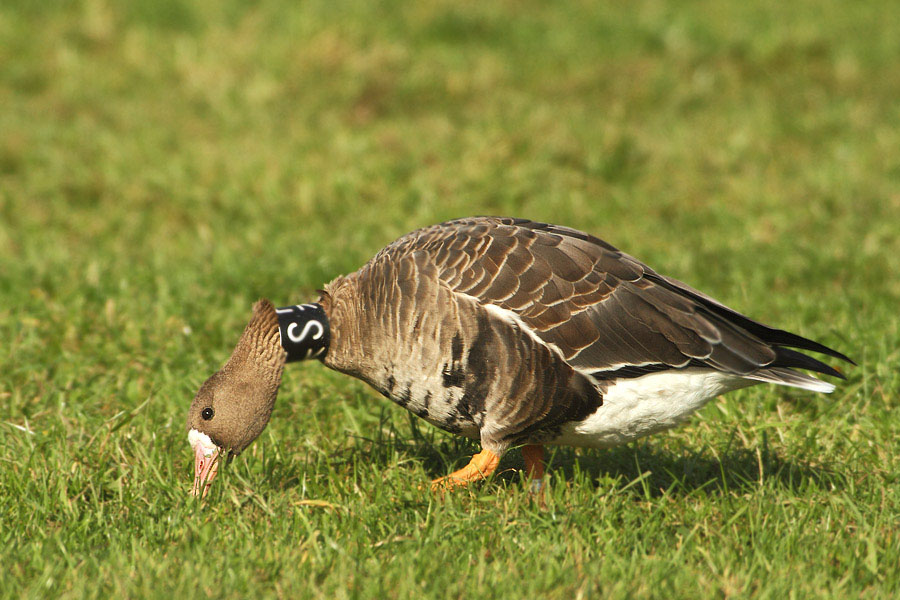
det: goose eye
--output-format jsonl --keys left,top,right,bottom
{"left": 201, "top": 407, "right": 214, "bottom": 420}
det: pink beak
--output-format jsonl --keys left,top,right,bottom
{"left": 191, "top": 443, "right": 221, "bottom": 498}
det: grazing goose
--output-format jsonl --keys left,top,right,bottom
{"left": 187, "top": 216, "right": 852, "bottom": 497}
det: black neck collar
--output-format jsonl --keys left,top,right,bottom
{"left": 276, "top": 303, "right": 330, "bottom": 362}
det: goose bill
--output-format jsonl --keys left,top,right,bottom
{"left": 189, "top": 429, "right": 221, "bottom": 498}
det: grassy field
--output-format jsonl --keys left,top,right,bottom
{"left": 2, "top": 0, "right": 899, "bottom": 597}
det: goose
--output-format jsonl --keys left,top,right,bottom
{"left": 186, "top": 216, "right": 852, "bottom": 497}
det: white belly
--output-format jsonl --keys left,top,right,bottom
{"left": 551, "top": 368, "right": 755, "bottom": 448}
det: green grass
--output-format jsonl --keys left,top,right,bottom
{"left": 2, "top": 0, "right": 899, "bottom": 597}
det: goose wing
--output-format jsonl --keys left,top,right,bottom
{"left": 378, "top": 217, "right": 849, "bottom": 387}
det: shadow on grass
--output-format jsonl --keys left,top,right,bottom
{"left": 523, "top": 443, "right": 847, "bottom": 498}
{"left": 275, "top": 411, "right": 849, "bottom": 498}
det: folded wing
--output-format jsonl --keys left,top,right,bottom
{"left": 377, "top": 217, "right": 851, "bottom": 392}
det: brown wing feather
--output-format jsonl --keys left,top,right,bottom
{"left": 371, "top": 216, "right": 844, "bottom": 380}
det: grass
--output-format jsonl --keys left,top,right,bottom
{"left": 1, "top": 0, "right": 899, "bottom": 597}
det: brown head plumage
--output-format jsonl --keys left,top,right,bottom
{"left": 186, "top": 299, "right": 286, "bottom": 496}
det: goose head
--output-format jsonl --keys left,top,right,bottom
{"left": 186, "top": 299, "right": 286, "bottom": 497}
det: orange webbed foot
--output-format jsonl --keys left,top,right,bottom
{"left": 430, "top": 448, "right": 501, "bottom": 493}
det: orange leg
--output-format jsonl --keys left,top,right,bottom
{"left": 431, "top": 449, "right": 501, "bottom": 492}
{"left": 522, "top": 444, "right": 545, "bottom": 492}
